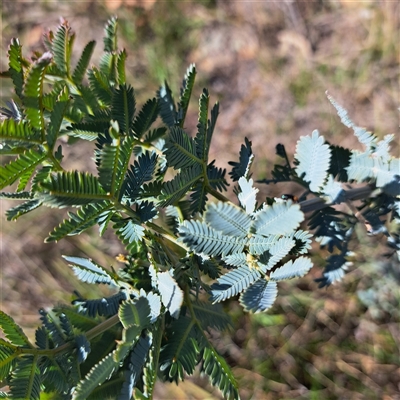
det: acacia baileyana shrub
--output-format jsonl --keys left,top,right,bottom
{"left": 0, "top": 17, "right": 399, "bottom": 400}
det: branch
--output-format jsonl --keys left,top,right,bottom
{"left": 299, "top": 184, "right": 374, "bottom": 213}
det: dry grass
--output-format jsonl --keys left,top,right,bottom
{"left": 1, "top": 1, "right": 399, "bottom": 398}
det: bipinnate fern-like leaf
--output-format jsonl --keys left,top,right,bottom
{"left": 115, "top": 219, "right": 145, "bottom": 252}
{"left": 239, "top": 279, "right": 278, "bottom": 313}
{"left": 205, "top": 201, "right": 251, "bottom": 237}
{"left": 229, "top": 137, "right": 253, "bottom": 181}
{"left": 96, "top": 137, "right": 122, "bottom": 195}
{"left": 73, "top": 350, "right": 118, "bottom": 400}
{"left": 0, "top": 118, "right": 39, "bottom": 146}
{"left": 74, "top": 334, "right": 91, "bottom": 363}
{"left": 192, "top": 301, "right": 232, "bottom": 331}
{"left": 132, "top": 98, "right": 159, "bottom": 139}
{"left": 39, "top": 171, "right": 107, "bottom": 207}
{"left": 116, "top": 49, "right": 127, "bottom": 85}
{"left": 111, "top": 84, "right": 135, "bottom": 135}
{"left": 260, "top": 236, "right": 296, "bottom": 271}
{"left": 0, "top": 311, "right": 31, "bottom": 347}
{"left": 328, "top": 144, "right": 351, "bottom": 182}
{"left": 289, "top": 230, "right": 313, "bottom": 255}
{"left": 141, "top": 180, "right": 164, "bottom": 202}
{"left": 0, "top": 100, "right": 23, "bottom": 122}
{"left": 308, "top": 206, "right": 348, "bottom": 252}
{"left": 88, "top": 67, "right": 113, "bottom": 105}
{"left": 247, "top": 234, "right": 279, "bottom": 256}
{"left": 5, "top": 199, "right": 42, "bottom": 221}
{"left": 40, "top": 355, "right": 76, "bottom": 394}
{"left": 23, "top": 52, "right": 52, "bottom": 131}
{"left": 139, "top": 329, "right": 161, "bottom": 399}
{"left": 327, "top": 94, "right": 376, "bottom": 149}
{"left": 0, "top": 191, "right": 32, "bottom": 200}
{"left": 164, "top": 126, "right": 199, "bottom": 169}
{"left": 69, "top": 113, "right": 110, "bottom": 141}
{"left": 197, "top": 257, "right": 221, "bottom": 280}
{"left": 144, "top": 127, "right": 167, "bottom": 144}
{"left": 179, "top": 220, "right": 246, "bottom": 257}
{"left": 156, "top": 272, "right": 184, "bottom": 319}
{"left": 9, "top": 356, "right": 41, "bottom": 400}
{"left": 51, "top": 21, "right": 73, "bottom": 75}
{"left": 73, "top": 291, "right": 128, "bottom": 318}
{"left": 207, "top": 161, "right": 228, "bottom": 192}
{"left": 38, "top": 309, "right": 66, "bottom": 347}
{"left": 136, "top": 201, "right": 157, "bottom": 222}
{"left": 315, "top": 253, "right": 351, "bottom": 288}
{"left": 0, "top": 149, "right": 46, "bottom": 190}
{"left": 252, "top": 201, "right": 304, "bottom": 236}
{"left": 40, "top": 81, "right": 66, "bottom": 113}
{"left": 178, "top": 64, "right": 196, "bottom": 127}
{"left": 160, "top": 317, "right": 199, "bottom": 382}
{"left": 8, "top": 38, "right": 24, "bottom": 100}
{"left": 189, "top": 181, "right": 208, "bottom": 215}
{"left": 103, "top": 16, "right": 118, "bottom": 53}
{"left": 320, "top": 174, "right": 345, "bottom": 203}
{"left": 54, "top": 306, "right": 98, "bottom": 332}
{"left": 119, "top": 297, "right": 152, "bottom": 329}
{"left": 59, "top": 312, "right": 74, "bottom": 339}
{"left": 346, "top": 151, "right": 375, "bottom": 184}
{"left": 46, "top": 201, "right": 112, "bottom": 242}
{"left": 159, "top": 164, "right": 202, "bottom": 207}
{"left": 210, "top": 266, "right": 261, "bottom": 303}
{"left": 124, "top": 151, "right": 158, "bottom": 200}
{"left": 0, "top": 340, "right": 15, "bottom": 381}
{"left": 206, "top": 102, "right": 219, "bottom": 147}
{"left": 270, "top": 256, "right": 313, "bottom": 281}
{"left": 201, "top": 347, "right": 239, "bottom": 400}
{"left": 139, "top": 290, "right": 162, "bottom": 324}
{"left": 72, "top": 40, "right": 96, "bottom": 84}
{"left": 346, "top": 151, "right": 398, "bottom": 188}
{"left": 195, "top": 88, "right": 209, "bottom": 162}
{"left": 223, "top": 252, "right": 247, "bottom": 267}
{"left": 119, "top": 335, "right": 152, "bottom": 400}
{"left": 63, "top": 256, "right": 118, "bottom": 286}
{"left": 114, "top": 325, "right": 142, "bottom": 363}
{"left": 295, "top": 130, "right": 331, "bottom": 192}
{"left": 157, "top": 82, "right": 177, "bottom": 127}
{"left": 99, "top": 52, "right": 118, "bottom": 84}
{"left": 17, "top": 164, "right": 36, "bottom": 192}
{"left": 47, "top": 85, "right": 70, "bottom": 148}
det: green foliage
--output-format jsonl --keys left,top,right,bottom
{"left": 0, "top": 17, "right": 398, "bottom": 400}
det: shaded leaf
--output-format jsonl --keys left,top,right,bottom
{"left": 23, "top": 52, "right": 52, "bottom": 130}
{"left": 178, "top": 64, "right": 196, "bottom": 127}
{"left": 239, "top": 279, "right": 278, "bottom": 313}
{"left": 270, "top": 256, "right": 313, "bottom": 281}
{"left": 0, "top": 311, "right": 31, "bottom": 346}
{"left": 72, "top": 40, "right": 96, "bottom": 84}
{"left": 210, "top": 266, "right": 261, "bottom": 303}
{"left": 132, "top": 98, "right": 159, "bottom": 139}
{"left": 229, "top": 137, "right": 253, "bottom": 181}
{"left": 201, "top": 347, "right": 239, "bottom": 400}
{"left": 8, "top": 38, "right": 25, "bottom": 100}
{"left": 72, "top": 351, "right": 118, "bottom": 400}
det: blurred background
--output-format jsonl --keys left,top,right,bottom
{"left": 1, "top": 1, "right": 399, "bottom": 398}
